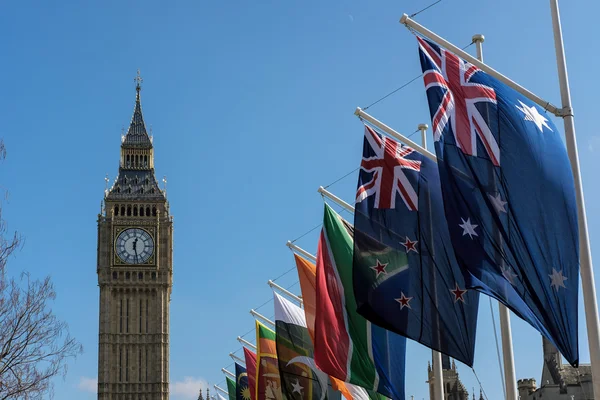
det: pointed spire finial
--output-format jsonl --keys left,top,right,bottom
{"left": 134, "top": 69, "right": 143, "bottom": 94}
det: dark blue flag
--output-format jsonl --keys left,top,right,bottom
{"left": 353, "top": 124, "right": 479, "bottom": 366}
{"left": 418, "top": 37, "right": 579, "bottom": 365}
{"left": 235, "top": 363, "right": 251, "bottom": 400}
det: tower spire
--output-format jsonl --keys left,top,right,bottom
{"left": 135, "top": 69, "right": 143, "bottom": 96}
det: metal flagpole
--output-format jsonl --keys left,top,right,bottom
{"left": 286, "top": 241, "right": 317, "bottom": 262}
{"left": 250, "top": 309, "right": 275, "bottom": 327}
{"left": 399, "top": 14, "right": 562, "bottom": 117}
{"left": 229, "top": 353, "right": 246, "bottom": 365}
{"left": 237, "top": 336, "right": 257, "bottom": 350}
{"left": 222, "top": 368, "right": 235, "bottom": 379}
{"left": 214, "top": 385, "right": 228, "bottom": 395}
{"left": 417, "top": 123, "right": 445, "bottom": 400}
{"left": 550, "top": 1, "right": 600, "bottom": 395}
{"left": 319, "top": 187, "right": 355, "bottom": 212}
{"left": 472, "top": 34, "right": 517, "bottom": 400}
{"left": 355, "top": 107, "right": 437, "bottom": 161}
{"left": 267, "top": 280, "right": 303, "bottom": 305}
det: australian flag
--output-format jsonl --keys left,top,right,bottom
{"left": 353, "top": 124, "right": 479, "bottom": 366}
{"left": 418, "top": 37, "right": 579, "bottom": 365}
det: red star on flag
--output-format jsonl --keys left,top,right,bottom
{"left": 395, "top": 292, "right": 413, "bottom": 310}
{"left": 370, "top": 260, "right": 388, "bottom": 278}
{"left": 450, "top": 284, "right": 468, "bottom": 303}
{"left": 401, "top": 237, "right": 418, "bottom": 253}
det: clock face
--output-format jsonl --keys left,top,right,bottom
{"left": 115, "top": 228, "right": 154, "bottom": 264}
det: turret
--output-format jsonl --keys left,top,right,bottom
{"left": 517, "top": 378, "right": 537, "bottom": 399}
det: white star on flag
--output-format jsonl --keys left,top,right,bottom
{"left": 488, "top": 193, "right": 508, "bottom": 214}
{"left": 501, "top": 266, "right": 517, "bottom": 285}
{"left": 549, "top": 268, "right": 567, "bottom": 290}
{"left": 291, "top": 379, "right": 304, "bottom": 395}
{"left": 515, "top": 100, "right": 552, "bottom": 133}
{"left": 459, "top": 218, "right": 478, "bottom": 239}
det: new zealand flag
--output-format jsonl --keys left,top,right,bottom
{"left": 353, "top": 124, "right": 479, "bottom": 366}
{"left": 418, "top": 37, "right": 579, "bottom": 365}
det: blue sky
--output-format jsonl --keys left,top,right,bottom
{"left": 1, "top": 0, "right": 599, "bottom": 399}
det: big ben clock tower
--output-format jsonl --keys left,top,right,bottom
{"left": 97, "top": 73, "right": 173, "bottom": 400}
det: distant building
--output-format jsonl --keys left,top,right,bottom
{"left": 427, "top": 354, "right": 483, "bottom": 400}
{"left": 518, "top": 337, "right": 593, "bottom": 400}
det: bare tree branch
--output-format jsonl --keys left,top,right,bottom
{"left": 0, "top": 142, "right": 82, "bottom": 399}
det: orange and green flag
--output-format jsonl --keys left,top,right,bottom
{"left": 255, "top": 321, "right": 282, "bottom": 400}
{"left": 294, "top": 254, "right": 386, "bottom": 400}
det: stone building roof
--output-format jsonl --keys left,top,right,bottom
{"left": 106, "top": 170, "right": 165, "bottom": 201}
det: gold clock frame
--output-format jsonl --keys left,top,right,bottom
{"left": 113, "top": 226, "right": 156, "bottom": 266}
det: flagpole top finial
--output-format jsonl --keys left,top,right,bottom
{"left": 400, "top": 13, "right": 409, "bottom": 24}
{"left": 418, "top": 123, "right": 429, "bottom": 131}
{"left": 472, "top": 34, "right": 485, "bottom": 44}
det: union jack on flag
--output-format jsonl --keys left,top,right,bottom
{"left": 356, "top": 125, "right": 421, "bottom": 210}
{"left": 419, "top": 37, "right": 500, "bottom": 166}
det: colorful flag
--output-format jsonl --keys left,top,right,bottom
{"left": 418, "top": 37, "right": 579, "bottom": 365}
{"left": 353, "top": 124, "right": 479, "bottom": 366}
{"left": 227, "top": 377, "right": 237, "bottom": 400}
{"left": 314, "top": 204, "right": 405, "bottom": 399}
{"left": 274, "top": 292, "right": 328, "bottom": 400}
{"left": 256, "top": 321, "right": 283, "bottom": 400}
{"left": 243, "top": 347, "right": 258, "bottom": 400}
{"left": 294, "top": 255, "right": 384, "bottom": 400}
{"left": 236, "top": 363, "right": 251, "bottom": 400}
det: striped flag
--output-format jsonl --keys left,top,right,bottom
{"left": 293, "top": 254, "right": 386, "bottom": 400}
{"left": 314, "top": 204, "right": 406, "bottom": 400}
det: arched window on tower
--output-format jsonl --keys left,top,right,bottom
{"left": 127, "top": 206, "right": 132, "bottom": 216}
{"left": 140, "top": 207, "right": 144, "bottom": 216}
{"left": 135, "top": 155, "right": 139, "bottom": 167}
{"left": 144, "top": 155, "right": 148, "bottom": 167}
{"left": 114, "top": 205, "right": 119, "bottom": 216}
{"left": 152, "top": 206, "right": 157, "bottom": 216}
{"left": 140, "top": 187, "right": 144, "bottom": 194}
{"left": 133, "top": 206, "right": 138, "bottom": 216}
{"left": 121, "top": 206, "right": 125, "bottom": 216}
{"left": 146, "top": 206, "right": 150, "bottom": 216}
{"left": 126, "top": 154, "right": 130, "bottom": 167}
